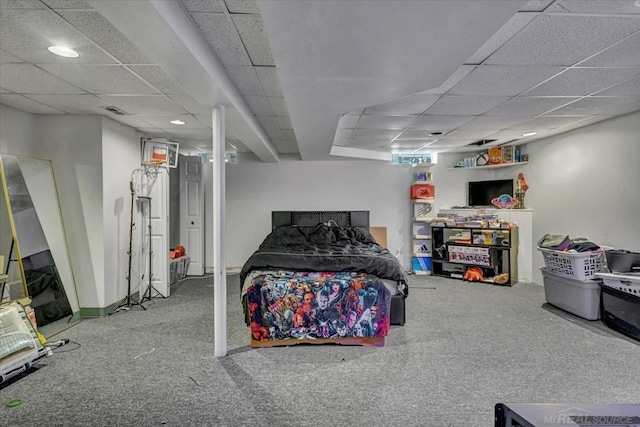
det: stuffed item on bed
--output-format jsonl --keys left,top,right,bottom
{"left": 246, "top": 270, "right": 393, "bottom": 347}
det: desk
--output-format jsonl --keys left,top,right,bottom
{"left": 495, "top": 403, "right": 640, "bottom": 427}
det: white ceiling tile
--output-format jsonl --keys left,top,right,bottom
{"left": 548, "top": 96, "right": 640, "bottom": 116}
{"left": 439, "top": 129, "right": 501, "bottom": 140}
{"left": 427, "top": 139, "right": 475, "bottom": 148}
{"left": 271, "top": 139, "right": 299, "bottom": 154}
{"left": 518, "top": 0, "right": 554, "bottom": 12}
{"left": 24, "top": 93, "right": 107, "bottom": 114}
{"left": 137, "top": 115, "right": 207, "bottom": 129}
{"left": 225, "top": 0, "right": 260, "bottom": 14}
{"left": 0, "top": 63, "right": 85, "bottom": 94}
{"left": 337, "top": 113, "right": 361, "bottom": 129}
{"left": 57, "top": 10, "right": 152, "bottom": 65}
{"left": 280, "top": 129, "right": 297, "bottom": 142}
{"left": 191, "top": 13, "right": 252, "bottom": 66}
{"left": 348, "top": 138, "right": 390, "bottom": 148}
{"left": 409, "top": 115, "right": 476, "bottom": 130}
{"left": 160, "top": 127, "right": 214, "bottom": 139}
{"left": 225, "top": 65, "right": 263, "bottom": 96}
{"left": 267, "top": 96, "right": 289, "bottom": 116}
{"left": 0, "top": 93, "right": 65, "bottom": 114}
{"left": 332, "top": 138, "right": 349, "bottom": 147}
{"left": 231, "top": 14, "right": 274, "bottom": 66}
{"left": 255, "top": 114, "right": 279, "bottom": 132}
{"left": 0, "top": 0, "right": 45, "bottom": 9}
{"left": 546, "top": 0, "right": 640, "bottom": 14}
{"left": 485, "top": 15, "right": 640, "bottom": 66}
{"left": 351, "top": 129, "right": 400, "bottom": 141}
{"left": 465, "top": 13, "right": 537, "bottom": 65}
{"left": 0, "top": 10, "right": 118, "bottom": 64}
{"left": 333, "top": 128, "right": 354, "bottom": 140}
{"left": 396, "top": 129, "right": 447, "bottom": 140}
{"left": 524, "top": 68, "right": 640, "bottom": 96}
{"left": 449, "top": 65, "right": 564, "bottom": 96}
{"left": 181, "top": 0, "right": 225, "bottom": 13}
{"left": 129, "top": 65, "right": 187, "bottom": 95}
{"left": 168, "top": 95, "right": 211, "bottom": 115}
{"left": 254, "top": 66, "right": 283, "bottom": 97}
{"left": 363, "top": 94, "right": 440, "bottom": 115}
{"left": 486, "top": 96, "right": 579, "bottom": 116}
{"left": 0, "top": 49, "right": 24, "bottom": 63}
{"left": 244, "top": 95, "right": 272, "bottom": 115}
{"left": 104, "top": 115, "right": 155, "bottom": 129}
{"left": 424, "top": 95, "right": 510, "bottom": 115}
{"left": 97, "top": 96, "right": 188, "bottom": 115}
{"left": 484, "top": 129, "right": 530, "bottom": 143}
{"left": 138, "top": 128, "right": 170, "bottom": 138}
{"left": 596, "top": 75, "right": 640, "bottom": 96}
{"left": 460, "top": 115, "right": 531, "bottom": 129}
{"left": 508, "top": 115, "right": 592, "bottom": 130}
{"left": 194, "top": 114, "right": 212, "bottom": 128}
{"left": 41, "top": 0, "right": 92, "bottom": 9}
{"left": 39, "top": 64, "right": 158, "bottom": 95}
{"left": 390, "top": 140, "right": 436, "bottom": 149}
{"left": 422, "top": 65, "right": 476, "bottom": 95}
{"left": 579, "top": 33, "right": 640, "bottom": 68}
{"left": 276, "top": 115, "right": 293, "bottom": 130}
{"left": 0, "top": 87, "right": 11, "bottom": 94}
{"left": 356, "top": 115, "right": 417, "bottom": 130}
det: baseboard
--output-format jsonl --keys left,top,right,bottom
{"left": 80, "top": 300, "right": 121, "bottom": 318}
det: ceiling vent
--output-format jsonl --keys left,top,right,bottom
{"left": 468, "top": 139, "right": 497, "bottom": 146}
{"left": 101, "top": 105, "right": 127, "bottom": 115}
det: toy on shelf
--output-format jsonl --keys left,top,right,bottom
{"left": 515, "top": 173, "right": 529, "bottom": 209}
{"left": 492, "top": 194, "right": 518, "bottom": 209}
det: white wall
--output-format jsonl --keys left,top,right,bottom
{"left": 526, "top": 111, "right": 640, "bottom": 284}
{"left": 0, "top": 104, "right": 39, "bottom": 156}
{"left": 223, "top": 154, "right": 412, "bottom": 269}
{"left": 101, "top": 117, "right": 142, "bottom": 307}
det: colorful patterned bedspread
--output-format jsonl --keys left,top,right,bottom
{"left": 246, "top": 271, "right": 392, "bottom": 343}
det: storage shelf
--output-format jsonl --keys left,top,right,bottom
{"left": 413, "top": 270, "right": 431, "bottom": 275}
{"left": 413, "top": 217, "right": 433, "bottom": 222}
{"left": 446, "top": 161, "right": 528, "bottom": 171}
{"left": 412, "top": 198, "right": 434, "bottom": 203}
{"left": 412, "top": 234, "right": 431, "bottom": 239}
{"left": 412, "top": 253, "right": 432, "bottom": 258}
{"left": 412, "top": 180, "right": 434, "bottom": 185}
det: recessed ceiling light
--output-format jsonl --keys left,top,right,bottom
{"left": 170, "top": 119, "right": 186, "bottom": 125}
{"left": 47, "top": 46, "right": 79, "bottom": 58}
{"left": 522, "top": 131, "right": 537, "bottom": 137}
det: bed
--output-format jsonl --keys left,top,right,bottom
{"left": 240, "top": 211, "right": 408, "bottom": 347}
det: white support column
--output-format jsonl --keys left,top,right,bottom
{"left": 212, "top": 106, "right": 227, "bottom": 357}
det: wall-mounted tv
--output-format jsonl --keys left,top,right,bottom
{"left": 468, "top": 179, "right": 514, "bottom": 207}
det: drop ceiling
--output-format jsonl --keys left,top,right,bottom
{"left": 1, "top": 0, "right": 639, "bottom": 162}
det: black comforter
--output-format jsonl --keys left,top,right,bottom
{"left": 239, "top": 224, "right": 408, "bottom": 291}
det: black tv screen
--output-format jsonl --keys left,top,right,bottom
{"left": 468, "top": 179, "right": 514, "bottom": 207}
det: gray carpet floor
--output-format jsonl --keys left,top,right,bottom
{"left": 1, "top": 274, "right": 638, "bottom": 427}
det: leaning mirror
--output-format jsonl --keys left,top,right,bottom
{"left": 0, "top": 154, "right": 81, "bottom": 337}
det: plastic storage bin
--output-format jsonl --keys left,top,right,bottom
{"left": 595, "top": 272, "right": 640, "bottom": 342}
{"left": 538, "top": 247, "right": 604, "bottom": 281}
{"left": 541, "top": 267, "right": 600, "bottom": 320}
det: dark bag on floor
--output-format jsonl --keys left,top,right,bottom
{"left": 390, "top": 294, "right": 406, "bottom": 326}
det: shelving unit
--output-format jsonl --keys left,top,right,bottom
{"left": 431, "top": 225, "right": 519, "bottom": 286}
{"left": 445, "top": 161, "right": 528, "bottom": 171}
{"left": 410, "top": 164, "right": 434, "bottom": 275}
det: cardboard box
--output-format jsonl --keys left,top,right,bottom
{"left": 410, "top": 183, "right": 435, "bottom": 200}
{"left": 502, "top": 146, "right": 514, "bottom": 163}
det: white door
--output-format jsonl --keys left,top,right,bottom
{"left": 139, "top": 168, "right": 170, "bottom": 298}
{"left": 180, "top": 156, "right": 204, "bottom": 276}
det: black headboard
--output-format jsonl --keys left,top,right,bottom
{"left": 272, "top": 211, "right": 370, "bottom": 230}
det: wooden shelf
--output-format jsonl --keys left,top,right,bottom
{"left": 446, "top": 161, "right": 528, "bottom": 171}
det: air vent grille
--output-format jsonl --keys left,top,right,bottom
{"left": 101, "top": 106, "right": 126, "bottom": 115}
{"left": 468, "top": 139, "right": 497, "bottom": 146}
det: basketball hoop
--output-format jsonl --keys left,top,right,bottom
{"left": 141, "top": 159, "right": 163, "bottom": 179}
